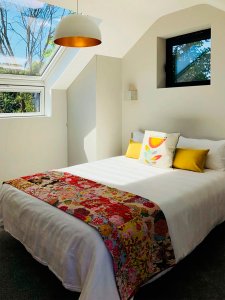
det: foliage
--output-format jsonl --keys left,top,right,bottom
{"left": 0, "top": 1, "right": 71, "bottom": 76}
{"left": 0, "top": 92, "right": 39, "bottom": 113}
{"left": 173, "top": 40, "right": 211, "bottom": 83}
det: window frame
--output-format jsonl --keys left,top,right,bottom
{"left": 0, "top": 85, "right": 45, "bottom": 118}
{"left": 0, "top": 44, "right": 67, "bottom": 119}
{"left": 0, "top": 47, "right": 65, "bottom": 82}
{"left": 166, "top": 29, "right": 211, "bottom": 88}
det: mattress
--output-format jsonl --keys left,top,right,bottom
{"left": 1, "top": 156, "right": 225, "bottom": 300}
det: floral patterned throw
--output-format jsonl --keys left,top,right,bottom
{"left": 5, "top": 171, "right": 175, "bottom": 300}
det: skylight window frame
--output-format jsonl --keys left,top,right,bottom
{"left": 0, "top": 43, "right": 67, "bottom": 118}
{"left": 0, "top": 1, "right": 71, "bottom": 118}
{"left": 0, "top": 47, "right": 65, "bottom": 83}
{"left": 0, "top": 1, "right": 71, "bottom": 78}
{"left": 0, "top": 85, "right": 45, "bottom": 118}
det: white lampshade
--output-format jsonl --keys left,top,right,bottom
{"left": 54, "top": 14, "right": 101, "bottom": 47}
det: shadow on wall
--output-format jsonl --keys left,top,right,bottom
{"left": 84, "top": 128, "right": 97, "bottom": 162}
{"left": 137, "top": 117, "right": 224, "bottom": 140}
{"left": 67, "top": 91, "right": 97, "bottom": 165}
{"left": 67, "top": 57, "right": 97, "bottom": 166}
{"left": 168, "top": 117, "right": 224, "bottom": 140}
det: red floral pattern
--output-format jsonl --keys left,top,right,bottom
{"left": 5, "top": 171, "right": 175, "bottom": 300}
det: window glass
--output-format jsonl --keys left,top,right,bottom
{"left": 173, "top": 40, "right": 211, "bottom": 83}
{"left": 0, "top": 0, "right": 71, "bottom": 76}
{"left": 0, "top": 86, "right": 44, "bottom": 116}
{"left": 0, "top": 91, "right": 40, "bottom": 113}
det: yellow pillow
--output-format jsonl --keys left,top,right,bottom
{"left": 173, "top": 148, "right": 209, "bottom": 172}
{"left": 125, "top": 140, "right": 142, "bottom": 159}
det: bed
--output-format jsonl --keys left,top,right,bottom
{"left": 1, "top": 155, "right": 225, "bottom": 300}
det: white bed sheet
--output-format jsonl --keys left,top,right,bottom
{"left": 1, "top": 156, "right": 225, "bottom": 300}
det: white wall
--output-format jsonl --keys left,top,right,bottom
{"left": 0, "top": 89, "right": 67, "bottom": 183}
{"left": 67, "top": 57, "right": 97, "bottom": 165}
{"left": 0, "top": 44, "right": 70, "bottom": 184}
{"left": 122, "top": 4, "right": 225, "bottom": 151}
{"left": 67, "top": 55, "right": 122, "bottom": 166}
{"left": 96, "top": 56, "right": 122, "bottom": 160}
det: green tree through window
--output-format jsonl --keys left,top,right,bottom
{"left": 0, "top": 0, "right": 71, "bottom": 76}
{"left": 0, "top": 91, "right": 40, "bottom": 113}
{"left": 173, "top": 40, "right": 211, "bottom": 83}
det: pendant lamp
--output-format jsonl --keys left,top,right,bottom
{"left": 54, "top": 0, "right": 101, "bottom": 48}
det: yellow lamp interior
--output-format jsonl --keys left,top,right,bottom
{"left": 54, "top": 36, "right": 102, "bottom": 47}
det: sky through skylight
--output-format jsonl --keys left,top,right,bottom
{"left": 0, "top": 0, "right": 71, "bottom": 76}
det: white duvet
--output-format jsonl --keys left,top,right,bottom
{"left": 1, "top": 156, "right": 225, "bottom": 300}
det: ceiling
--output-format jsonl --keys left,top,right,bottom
{"left": 41, "top": 0, "right": 225, "bottom": 89}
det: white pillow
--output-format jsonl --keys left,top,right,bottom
{"left": 131, "top": 130, "right": 144, "bottom": 142}
{"left": 139, "top": 130, "right": 180, "bottom": 168}
{"left": 177, "top": 136, "right": 225, "bottom": 171}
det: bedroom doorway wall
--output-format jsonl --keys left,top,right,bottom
{"left": 67, "top": 55, "right": 122, "bottom": 166}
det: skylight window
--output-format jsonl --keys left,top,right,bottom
{"left": 0, "top": 0, "right": 71, "bottom": 76}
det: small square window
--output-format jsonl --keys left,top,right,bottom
{"left": 166, "top": 29, "right": 211, "bottom": 87}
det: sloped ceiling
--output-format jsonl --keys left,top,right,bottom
{"left": 41, "top": 0, "right": 225, "bottom": 89}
